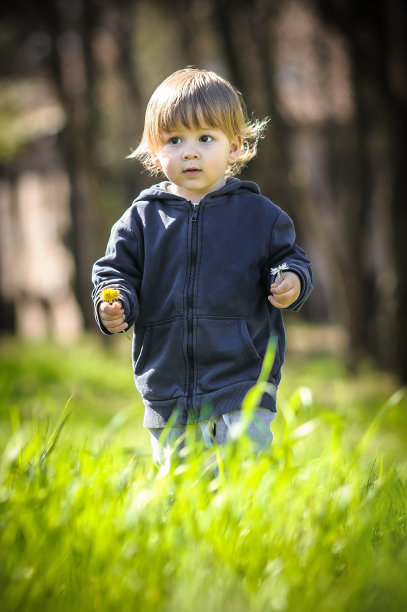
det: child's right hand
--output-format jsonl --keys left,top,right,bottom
{"left": 99, "top": 301, "right": 128, "bottom": 334}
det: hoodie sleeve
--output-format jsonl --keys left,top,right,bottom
{"left": 91, "top": 216, "right": 142, "bottom": 334}
{"left": 267, "top": 209, "right": 313, "bottom": 312}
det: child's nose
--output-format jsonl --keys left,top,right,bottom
{"left": 182, "top": 144, "right": 199, "bottom": 159}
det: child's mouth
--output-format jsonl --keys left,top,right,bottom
{"left": 183, "top": 168, "right": 201, "bottom": 176}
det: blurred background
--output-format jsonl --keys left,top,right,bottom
{"left": 0, "top": 0, "right": 406, "bottom": 384}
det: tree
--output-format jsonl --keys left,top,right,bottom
{"left": 315, "top": 0, "right": 407, "bottom": 380}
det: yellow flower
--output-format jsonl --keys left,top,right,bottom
{"left": 101, "top": 288, "right": 120, "bottom": 304}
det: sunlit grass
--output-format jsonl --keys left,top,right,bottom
{"left": 1, "top": 329, "right": 407, "bottom": 611}
{"left": 0, "top": 333, "right": 145, "bottom": 450}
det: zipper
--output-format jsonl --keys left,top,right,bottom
{"left": 186, "top": 202, "right": 199, "bottom": 421}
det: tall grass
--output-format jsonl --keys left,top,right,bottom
{"left": 1, "top": 336, "right": 407, "bottom": 611}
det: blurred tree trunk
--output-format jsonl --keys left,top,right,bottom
{"left": 387, "top": 45, "right": 407, "bottom": 383}
{"left": 210, "top": 0, "right": 298, "bottom": 223}
{"left": 315, "top": 0, "right": 407, "bottom": 381}
{"left": 39, "top": 0, "right": 103, "bottom": 328}
{"left": 39, "top": 0, "right": 143, "bottom": 329}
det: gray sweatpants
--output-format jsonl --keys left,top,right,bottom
{"left": 149, "top": 408, "right": 276, "bottom": 469}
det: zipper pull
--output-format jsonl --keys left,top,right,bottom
{"left": 190, "top": 201, "right": 199, "bottom": 221}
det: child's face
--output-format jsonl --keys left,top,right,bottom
{"left": 152, "top": 125, "right": 242, "bottom": 202}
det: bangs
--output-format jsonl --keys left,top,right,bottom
{"left": 160, "top": 100, "right": 222, "bottom": 133}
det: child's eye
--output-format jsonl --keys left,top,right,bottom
{"left": 168, "top": 137, "right": 181, "bottom": 145}
{"left": 200, "top": 135, "right": 213, "bottom": 143}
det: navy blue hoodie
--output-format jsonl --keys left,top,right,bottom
{"left": 92, "top": 178, "right": 313, "bottom": 428}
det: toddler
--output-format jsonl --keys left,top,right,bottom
{"left": 91, "top": 68, "right": 313, "bottom": 466}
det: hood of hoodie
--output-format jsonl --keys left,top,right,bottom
{"left": 134, "top": 177, "right": 261, "bottom": 204}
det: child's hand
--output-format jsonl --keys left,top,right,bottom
{"left": 268, "top": 271, "right": 301, "bottom": 309}
{"left": 99, "top": 301, "right": 128, "bottom": 333}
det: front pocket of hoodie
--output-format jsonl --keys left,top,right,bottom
{"left": 196, "top": 317, "right": 261, "bottom": 393}
{"left": 134, "top": 318, "right": 185, "bottom": 401}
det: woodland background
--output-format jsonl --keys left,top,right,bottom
{"left": 0, "top": 0, "right": 406, "bottom": 383}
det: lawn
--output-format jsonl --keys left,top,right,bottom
{"left": 0, "top": 324, "right": 406, "bottom": 611}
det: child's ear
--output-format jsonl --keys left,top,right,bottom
{"left": 152, "top": 155, "right": 162, "bottom": 169}
{"left": 228, "top": 135, "right": 242, "bottom": 164}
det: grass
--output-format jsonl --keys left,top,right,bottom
{"left": 1, "top": 326, "right": 407, "bottom": 611}
{"left": 0, "top": 333, "right": 145, "bottom": 451}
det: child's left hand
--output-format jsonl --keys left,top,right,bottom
{"left": 268, "top": 271, "right": 301, "bottom": 309}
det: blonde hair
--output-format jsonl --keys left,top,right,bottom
{"left": 129, "top": 68, "right": 269, "bottom": 176}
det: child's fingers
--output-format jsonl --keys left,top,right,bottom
{"left": 269, "top": 275, "right": 300, "bottom": 308}
{"left": 105, "top": 320, "right": 128, "bottom": 333}
{"left": 271, "top": 272, "right": 300, "bottom": 297}
{"left": 101, "top": 311, "right": 126, "bottom": 325}
{"left": 270, "top": 273, "right": 297, "bottom": 293}
{"left": 99, "top": 301, "right": 128, "bottom": 333}
{"left": 268, "top": 294, "right": 281, "bottom": 308}
{"left": 268, "top": 289, "right": 295, "bottom": 308}
{"left": 100, "top": 301, "right": 123, "bottom": 316}
{"left": 270, "top": 279, "right": 291, "bottom": 294}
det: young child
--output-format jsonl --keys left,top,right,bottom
{"left": 92, "top": 68, "right": 313, "bottom": 466}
